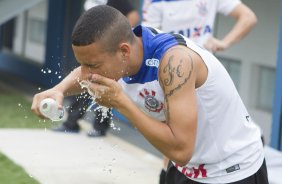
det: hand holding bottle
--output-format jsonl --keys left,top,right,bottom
{"left": 39, "top": 98, "right": 64, "bottom": 121}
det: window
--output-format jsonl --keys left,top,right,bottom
{"left": 217, "top": 56, "right": 241, "bottom": 90}
{"left": 256, "top": 66, "right": 275, "bottom": 111}
{"left": 12, "top": 0, "right": 48, "bottom": 64}
{"left": 0, "top": 18, "right": 15, "bottom": 51}
{"left": 28, "top": 18, "right": 46, "bottom": 44}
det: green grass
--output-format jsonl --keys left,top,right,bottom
{"left": 0, "top": 92, "right": 60, "bottom": 129}
{"left": 0, "top": 90, "right": 61, "bottom": 183}
{"left": 0, "top": 152, "right": 39, "bottom": 184}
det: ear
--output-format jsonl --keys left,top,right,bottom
{"left": 119, "top": 43, "right": 130, "bottom": 58}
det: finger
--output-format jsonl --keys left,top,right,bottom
{"left": 55, "top": 94, "right": 64, "bottom": 109}
{"left": 95, "top": 98, "right": 103, "bottom": 105}
{"left": 31, "top": 94, "right": 42, "bottom": 116}
{"left": 89, "top": 74, "right": 114, "bottom": 87}
{"left": 88, "top": 83, "right": 110, "bottom": 99}
{"left": 32, "top": 102, "right": 48, "bottom": 120}
{"left": 95, "top": 98, "right": 111, "bottom": 108}
{"left": 31, "top": 96, "right": 51, "bottom": 120}
{"left": 88, "top": 81, "right": 101, "bottom": 93}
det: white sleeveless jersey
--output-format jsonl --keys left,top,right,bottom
{"left": 119, "top": 26, "right": 264, "bottom": 183}
{"left": 142, "top": 0, "right": 241, "bottom": 47}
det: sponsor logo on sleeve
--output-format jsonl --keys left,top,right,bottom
{"left": 146, "top": 58, "right": 159, "bottom": 68}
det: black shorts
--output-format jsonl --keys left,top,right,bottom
{"left": 165, "top": 159, "right": 269, "bottom": 184}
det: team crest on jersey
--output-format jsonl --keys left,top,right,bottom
{"left": 139, "top": 88, "right": 164, "bottom": 112}
{"left": 197, "top": 1, "right": 208, "bottom": 16}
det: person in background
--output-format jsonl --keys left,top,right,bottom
{"left": 142, "top": 0, "right": 152, "bottom": 18}
{"left": 142, "top": 0, "right": 258, "bottom": 183}
{"left": 142, "top": 0, "right": 257, "bottom": 52}
{"left": 31, "top": 5, "right": 268, "bottom": 184}
{"left": 85, "top": 0, "right": 140, "bottom": 28}
{"left": 53, "top": 0, "right": 140, "bottom": 137}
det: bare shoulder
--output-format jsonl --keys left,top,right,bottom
{"left": 158, "top": 46, "right": 200, "bottom": 96}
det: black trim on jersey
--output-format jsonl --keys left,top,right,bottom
{"left": 147, "top": 27, "right": 159, "bottom": 34}
{"left": 170, "top": 33, "right": 187, "bottom": 47}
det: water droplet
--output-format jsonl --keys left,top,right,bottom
{"left": 58, "top": 76, "right": 62, "bottom": 79}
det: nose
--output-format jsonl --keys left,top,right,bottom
{"left": 80, "top": 66, "right": 92, "bottom": 80}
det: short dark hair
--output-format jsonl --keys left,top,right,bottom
{"left": 72, "top": 5, "right": 134, "bottom": 53}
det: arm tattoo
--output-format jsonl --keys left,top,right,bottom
{"left": 161, "top": 53, "right": 194, "bottom": 122}
{"left": 163, "top": 56, "right": 185, "bottom": 86}
{"left": 163, "top": 56, "right": 175, "bottom": 86}
{"left": 164, "top": 95, "right": 170, "bottom": 122}
{"left": 163, "top": 54, "right": 193, "bottom": 97}
{"left": 176, "top": 60, "right": 184, "bottom": 77}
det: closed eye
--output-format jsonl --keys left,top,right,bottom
{"left": 83, "top": 63, "right": 100, "bottom": 69}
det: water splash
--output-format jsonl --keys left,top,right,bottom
{"left": 79, "top": 80, "right": 97, "bottom": 98}
{"left": 79, "top": 80, "right": 114, "bottom": 126}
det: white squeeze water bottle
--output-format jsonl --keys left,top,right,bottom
{"left": 39, "top": 98, "right": 64, "bottom": 121}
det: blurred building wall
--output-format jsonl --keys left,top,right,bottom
{"left": 0, "top": 0, "right": 83, "bottom": 88}
{"left": 215, "top": 0, "right": 280, "bottom": 145}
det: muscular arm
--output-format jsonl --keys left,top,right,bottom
{"left": 53, "top": 66, "right": 85, "bottom": 96}
{"left": 31, "top": 66, "right": 86, "bottom": 118}
{"left": 116, "top": 47, "right": 198, "bottom": 166}
{"left": 204, "top": 3, "right": 257, "bottom": 52}
{"left": 222, "top": 3, "right": 257, "bottom": 47}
